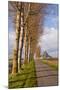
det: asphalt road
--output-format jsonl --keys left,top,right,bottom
{"left": 34, "top": 59, "right": 58, "bottom": 87}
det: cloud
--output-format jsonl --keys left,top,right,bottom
{"left": 39, "top": 27, "right": 58, "bottom": 57}
{"left": 8, "top": 30, "right": 16, "bottom": 57}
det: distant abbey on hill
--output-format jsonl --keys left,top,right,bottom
{"left": 42, "top": 51, "right": 52, "bottom": 59}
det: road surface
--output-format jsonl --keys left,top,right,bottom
{"left": 34, "top": 59, "right": 58, "bottom": 87}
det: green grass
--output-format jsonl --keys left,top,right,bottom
{"left": 8, "top": 59, "right": 37, "bottom": 88}
{"left": 42, "top": 60, "right": 58, "bottom": 70}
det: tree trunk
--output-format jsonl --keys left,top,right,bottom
{"left": 18, "top": 3, "right": 24, "bottom": 72}
{"left": 24, "top": 22, "right": 29, "bottom": 64}
{"left": 23, "top": 3, "right": 31, "bottom": 64}
{"left": 12, "top": 11, "right": 20, "bottom": 74}
{"left": 28, "top": 37, "right": 31, "bottom": 62}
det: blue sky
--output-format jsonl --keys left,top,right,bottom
{"left": 38, "top": 4, "right": 58, "bottom": 57}
{"left": 43, "top": 4, "right": 58, "bottom": 29}
{"left": 8, "top": 16, "right": 16, "bottom": 58}
{"left": 8, "top": 4, "right": 59, "bottom": 58}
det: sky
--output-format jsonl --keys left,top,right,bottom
{"left": 38, "top": 4, "right": 58, "bottom": 57}
{"left": 8, "top": 4, "right": 59, "bottom": 58}
{"left": 8, "top": 16, "right": 16, "bottom": 58}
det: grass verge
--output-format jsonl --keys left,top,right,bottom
{"left": 42, "top": 60, "right": 58, "bottom": 70}
{"left": 8, "top": 59, "right": 37, "bottom": 88}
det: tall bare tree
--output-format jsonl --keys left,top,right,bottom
{"left": 18, "top": 2, "right": 25, "bottom": 72}
{"left": 12, "top": 8, "right": 20, "bottom": 74}
{"left": 24, "top": 21, "right": 29, "bottom": 64}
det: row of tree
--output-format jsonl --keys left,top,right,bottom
{"left": 8, "top": 1, "right": 47, "bottom": 74}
